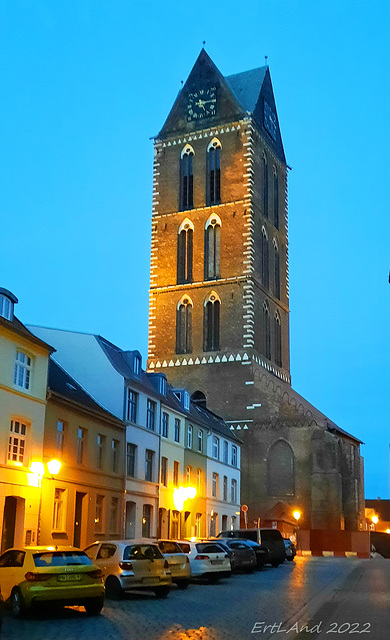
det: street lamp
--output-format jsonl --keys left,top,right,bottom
{"left": 30, "top": 459, "right": 62, "bottom": 544}
{"left": 293, "top": 510, "right": 301, "bottom": 550}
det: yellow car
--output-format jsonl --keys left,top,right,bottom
{"left": 0, "top": 546, "right": 105, "bottom": 617}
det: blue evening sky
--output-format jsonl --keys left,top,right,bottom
{"left": 1, "top": 1, "right": 389, "bottom": 498}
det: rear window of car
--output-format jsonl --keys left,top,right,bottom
{"left": 196, "top": 543, "right": 225, "bottom": 554}
{"left": 33, "top": 552, "right": 92, "bottom": 567}
{"left": 177, "top": 542, "right": 190, "bottom": 553}
{"left": 158, "top": 541, "right": 181, "bottom": 554}
{"left": 123, "top": 545, "right": 163, "bottom": 561}
{"left": 260, "top": 530, "right": 283, "bottom": 543}
{"left": 229, "top": 542, "right": 250, "bottom": 549}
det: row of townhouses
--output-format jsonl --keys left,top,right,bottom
{"left": 0, "top": 287, "right": 241, "bottom": 553}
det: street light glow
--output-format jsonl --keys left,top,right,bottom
{"left": 47, "top": 459, "right": 61, "bottom": 475}
{"left": 372, "top": 515, "right": 379, "bottom": 524}
{"left": 293, "top": 510, "right": 301, "bottom": 521}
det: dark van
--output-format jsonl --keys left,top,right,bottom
{"left": 217, "top": 528, "right": 286, "bottom": 567}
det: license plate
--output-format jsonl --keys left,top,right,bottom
{"left": 143, "top": 577, "right": 159, "bottom": 584}
{"left": 211, "top": 560, "right": 222, "bottom": 565}
{"left": 57, "top": 573, "right": 81, "bottom": 582}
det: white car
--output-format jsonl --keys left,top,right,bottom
{"left": 84, "top": 540, "right": 172, "bottom": 599}
{"left": 176, "top": 540, "right": 231, "bottom": 583}
{"left": 157, "top": 540, "right": 191, "bottom": 588}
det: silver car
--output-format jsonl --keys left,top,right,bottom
{"left": 157, "top": 540, "right": 191, "bottom": 588}
{"left": 84, "top": 540, "right": 172, "bottom": 599}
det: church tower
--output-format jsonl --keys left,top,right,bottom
{"left": 148, "top": 50, "right": 364, "bottom": 532}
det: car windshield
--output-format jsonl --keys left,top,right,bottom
{"left": 123, "top": 545, "right": 163, "bottom": 560}
{"left": 177, "top": 543, "right": 190, "bottom": 553}
{"left": 33, "top": 551, "right": 92, "bottom": 567}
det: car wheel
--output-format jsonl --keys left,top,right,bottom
{"left": 84, "top": 596, "right": 104, "bottom": 616}
{"left": 175, "top": 579, "right": 190, "bottom": 589}
{"left": 11, "top": 588, "right": 26, "bottom": 618}
{"left": 105, "top": 576, "right": 124, "bottom": 600}
{"left": 153, "top": 586, "right": 170, "bottom": 598}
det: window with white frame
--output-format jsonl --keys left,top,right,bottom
{"left": 0, "top": 294, "right": 13, "bottom": 320}
{"left": 173, "top": 460, "right": 179, "bottom": 486}
{"left": 223, "top": 475, "right": 228, "bottom": 501}
{"left": 212, "top": 472, "right": 219, "bottom": 498}
{"left": 223, "top": 440, "right": 228, "bottom": 464}
{"left": 212, "top": 436, "right": 220, "bottom": 460}
{"left": 197, "top": 429, "right": 203, "bottom": 452}
{"left": 56, "top": 420, "right": 65, "bottom": 454}
{"left": 126, "top": 443, "right": 137, "bottom": 477}
{"left": 231, "top": 479, "right": 237, "bottom": 503}
{"left": 195, "top": 513, "right": 202, "bottom": 538}
{"left": 142, "top": 504, "right": 152, "bottom": 537}
{"left": 174, "top": 418, "right": 180, "bottom": 443}
{"left": 231, "top": 445, "right": 238, "bottom": 467}
{"left": 14, "top": 351, "right": 32, "bottom": 390}
{"left": 161, "top": 457, "right": 168, "bottom": 487}
{"left": 77, "top": 428, "right": 86, "bottom": 464}
{"left": 127, "top": 389, "right": 138, "bottom": 423}
{"left": 187, "top": 425, "right": 193, "bottom": 449}
{"left": 146, "top": 399, "right": 156, "bottom": 431}
{"left": 133, "top": 355, "right": 141, "bottom": 376}
{"left": 52, "top": 488, "right": 66, "bottom": 531}
{"left": 186, "top": 465, "right": 191, "bottom": 485}
{"left": 161, "top": 412, "right": 169, "bottom": 438}
{"left": 97, "top": 434, "right": 105, "bottom": 470}
{"left": 95, "top": 495, "right": 104, "bottom": 533}
{"left": 145, "top": 449, "right": 154, "bottom": 482}
{"left": 197, "top": 468, "right": 202, "bottom": 493}
{"left": 8, "top": 420, "right": 27, "bottom": 464}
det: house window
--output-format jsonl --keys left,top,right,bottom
{"left": 223, "top": 441, "right": 228, "bottom": 464}
{"left": 273, "top": 168, "right": 279, "bottom": 229}
{"left": 231, "top": 515, "right": 237, "bottom": 530}
{"left": 127, "top": 389, "right": 138, "bottom": 423}
{"left": 174, "top": 418, "right": 180, "bottom": 443}
{"left": 77, "top": 428, "right": 86, "bottom": 464}
{"left": 8, "top": 420, "right": 27, "bottom": 464}
{"left": 14, "top": 351, "right": 31, "bottom": 390}
{"left": 223, "top": 476, "right": 228, "bottom": 501}
{"left": 197, "top": 468, "right": 202, "bottom": 493}
{"left": 161, "top": 457, "right": 168, "bottom": 486}
{"left": 171, "top": 510, "right": 180, "bottom": 539}
{"left": 222, "top": 515, "right": 228, "bottom": 530}
{"left": 180, "top": 145, "right": 194, "bottom": 210}
{"left": 207, "top": 138, "right": 221, "bottom": 205}
{"left": 142, "top": 504, "right": 152, "bottom": 538}
{"left": 263, "top": 302, "right": 271, "bottom": 360}
{"left": 273, "top": 241, "right": 280, "bottom": 299}
{"left": 133, "top": 355, "right": 141, "bottom": 376}
{"left": 212, "top": 472, "right": 219, "bottom": 498}
{"left": 145, "top": 449, "right": 154, "bottom": 482}
{"left": 161, "top": 412, "right": 169, "bottom": 438}
{"left": 146, "top": 399, "right": 156, "bottom": 431}
{"left": 263, "top": 153, "right": 268, "bottom": 217}
{"left": 231, "top": 479, "right": 237, "bottom": 503}
{"left": 126, "top": 443, "right": 137, "bottom": 477}
{"left": 112, "top": 439, "right": 119, "bottom": 473}
{"left": 205, "top": 215, "right": 221, "bottom": 280}
{"left": 110, "top": 497, "right": 119, "bottom": 533}
{"left": 212, "top": 436, "right": 219, "bottom": 460}
{"left": 262, "top": 227, "right": 269, "bottom": 289}
{"left": 159, "top": 376, "right": 167, "bottom": 396}
{"left": 56, "top": 421, "right": 65, "bottom": 454}
{"left": 97, "top": 434, "right": 105, "bottom": 470}
{"left": 197, "top": 429, "right": 203, "bottom": 452}
{"left": 274, "top": 312, "right": 282, "bottom": 367}
{"left": 177, "top": 219, "right": 194, "bottom": 285}
{"left": 0, "top": 293, "right": 13, "bottom": 320}
{"left": 173, "top": 460, "right": 180, "bottom": 486}
{"left": 195, "top": 513, "right": 202, "bottom": 538}
{"left": 95, "top": 495, "right": 104, "bottom": 533}
{"left": 52, "top": 488, "right": 66, "bottom": 531}
{"left": 187, "top": 425, "right": 193, "bottom": 449}
{"left": 231, "top": 445, "right": 238, "bottom": 467}
{"left": 204, "top": 292, "right": 220, "bottom": 352}
{"left": 176, "top": 296, "right": 192, "bottom": 354}
{"left": 186, "top": 465, "right": 191, "bottom": 485}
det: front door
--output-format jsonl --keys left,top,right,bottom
{"left": 1, "top": 496, "right": 17, "bottom": 553}
{"left": 73, "top": 492, "right": 86, "bottom": 548}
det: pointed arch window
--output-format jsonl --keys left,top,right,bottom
{"left": 176, "top": 296, "right": 193, "bottom": 354}
{"left": 177, "top": 218, "right": 194, "bottom": 284}
{"left": 268, "top": 440, "right": 294, "bottom": 496}
{"left": 180, "top": 145, "right": 194, "bottom": 210}
{"left": 204, "top": 292, "right": 220, "bottom": 352}
{"left": 274, "top": 311, "right": 282, "bottom": 367}
{"left": 261, "top": 227, "right": 269, "bottom": 289}
{"left": 263, "top": 301, "right": 271, "bottom": 360}
{"left": 207, "top": 138, "right": 221, "bottom": 205}
{"left": 205, "top": 214, "right": 221, "bottom": 280}
{"left": 262, "top": 153, "right": 268, "bottom": 217}
{"left": 273, "top": 239, "right": 280, "bottom": 299}
{"left": 273, "top": 167, "right": 279, "bottom": 229}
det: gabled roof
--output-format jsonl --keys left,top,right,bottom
{"left": 225, "top": 67, "right": 267, "bottom": 114}
{"left": 0, "top": 314, "right": 55, "bottom": 353}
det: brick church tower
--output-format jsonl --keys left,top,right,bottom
{"left": 147, "top": 50, "right": 364, "bottom": 532}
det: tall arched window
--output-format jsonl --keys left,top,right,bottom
{"left": 261, "top": 227, "right": 269, "bottom": 289}
{"left": 176, "top": 295, "right": 193, "bottom": 354}
{"left": 180, "top": 145, "right": 194, "bottom": 210}
{"left": 273, "top": 239, "right": 280, "bottom": 299}
{"left": 262, "top": 153, "right": 268, "bottom": 217}
{"left": 267, "top": 440, "right": 294, "bottom": 496}
{"left": 207, "top": 138, "right": 221, "bottom": 205}
{"left": 274, "top": 311, "right": 282, "bottom": 367}
{"left": 205, "top": 214, "right": 221, "bottom": 280}
{"left": 177, "top": 218, "right": 194, "bottom": 284}
{"left": 204, "top": 291, "right": 220, "bottom": 352}
{"left": 263, "top": 301, "right": 271, "bottom": 360}
{"left": 273, "top": 167, "right": 279, "bottom": 229}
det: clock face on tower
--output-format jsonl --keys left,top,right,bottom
{"left": 187, "top": 87, "right": 217, "bottom": 121}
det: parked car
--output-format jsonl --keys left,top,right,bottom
{"left": 175, "top": 540, "right": 231, "bottom": 583}
{"left": 157, "top": 540, "right": 191, "bottom": 588}
{"left": 226, "top": 538, "right": 269, "bottom": 568}
{"left": 217, "top": 528, "right": 286, "bottom": 567}
{"left": 214, "top": 539, "right": 257, "bottom": 572}
{"left": 283, "top": 538, "right": 296, "bottom": 561}
{"left": 0, "top": 547, "right": 104, "bottom": 617}
{"left": 84, "top": 540, "right": 172, "bottom": 599}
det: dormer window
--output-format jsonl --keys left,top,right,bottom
{"left": 159, "top": 376, "right": 167, "bottom": 396}
{"left": 0, "top": 289, "right": 18, "bottom": 321}
{"left": 173, "top": 389, "right": 190, "bottom": 411}
{"left": 133, "top": 355, "right": 141, "bottom": 376}
{"left": 14, "top": 351, "right": 32, "bottom": 390}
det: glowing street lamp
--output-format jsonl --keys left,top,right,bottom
{"left": 47, "top": 459, "right": 61, "bottom": 476}
{"left": 293, "top": 510, "right": 301, "bottom": 522}
{"left": 371, "top": 515, "right": 379, "bottom": 526}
